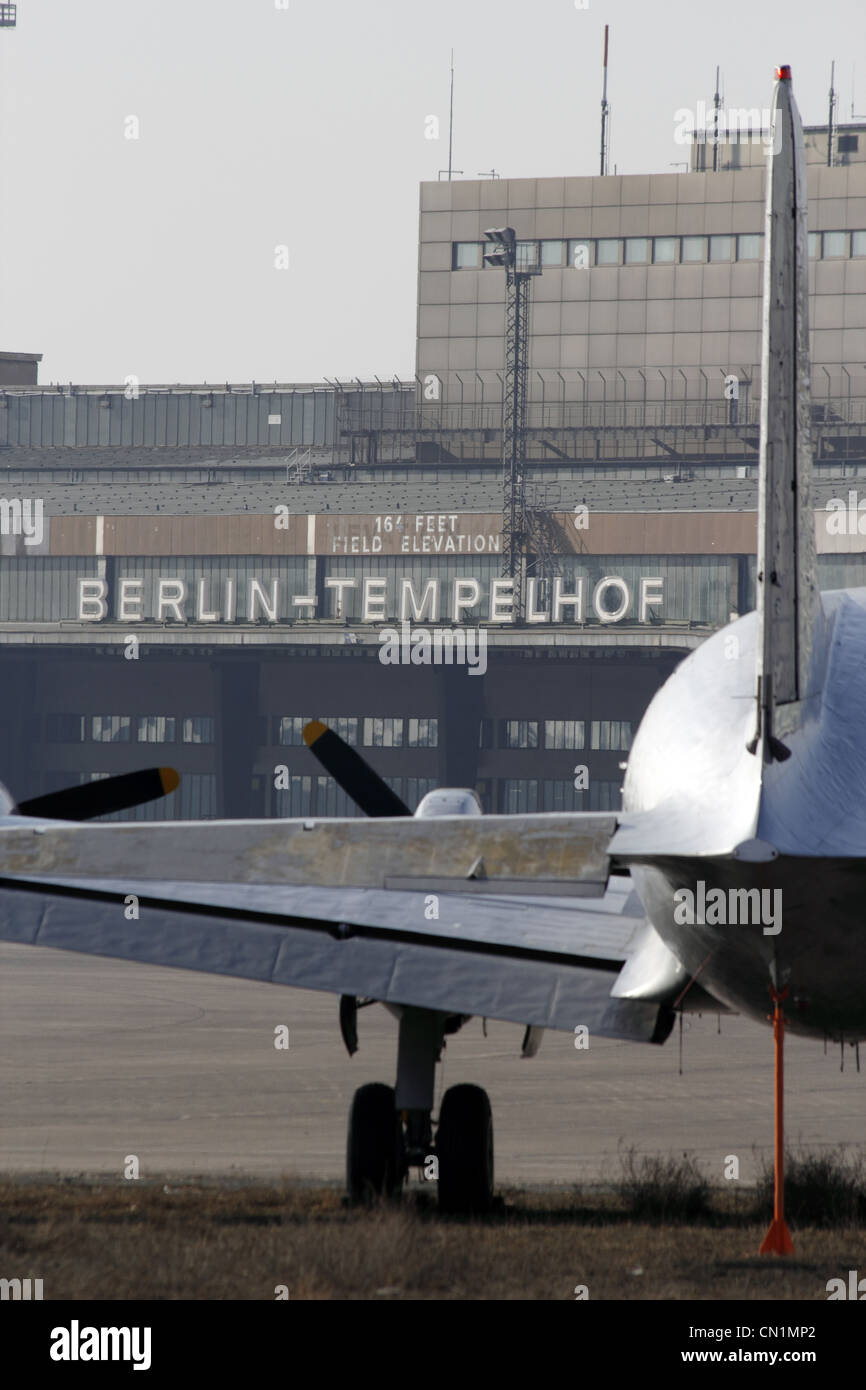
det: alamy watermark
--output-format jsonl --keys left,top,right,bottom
{"left": 673, "top": 882, "right": 782, "bottom": 936}
{"left": 1, "top": 1276, "right": 43, "bottom": 1300}
{"left": 50, "top": 1321, "right": 151, "bottom": 1371}
{"left": 827, "top": 1270, "right": 866, "bottom": 1299}
{"left": 673, "top": 103, "right": 781, "bottom": 154}
{"left": 824, "top": 491, "right": 866, "bottom": 536}
{"left": 0, "top": 497, "right": 43, "bottom": 547}
{"left": 378, "top": 620, "right": 487, "bottom": 676}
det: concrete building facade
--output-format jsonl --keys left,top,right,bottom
{"left": 3, "top": 124, "right": 866, "bottom": 822}
{"left": 415, "top": 130, "right": 866, "bottom": 437}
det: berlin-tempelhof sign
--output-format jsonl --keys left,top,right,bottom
{"left": 76, "top": 573, "right": 666, "bottom": 626}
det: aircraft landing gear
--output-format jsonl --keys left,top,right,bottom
{"left": 346, "top": 1082, "right": 404, "bottom": 1200}
{"left": 345, "top": 1005, "right": 495, "bottom": 1214}
{"left": 437, "top": 1083, "right": 494, "bottom": 1215}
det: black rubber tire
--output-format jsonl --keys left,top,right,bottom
{"left": 346, "top": 1082, "right": 403, "bottom": 1202}
{"left": 436, "top": 1083, "right": 494, "bottom": 1214}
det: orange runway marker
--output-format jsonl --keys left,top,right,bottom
{"left": 759, "top": 987, "right": 794, "bottom": 1256}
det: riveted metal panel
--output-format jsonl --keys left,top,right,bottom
{"left": 0, "top": 556, "right": 99, "bottom": 620}
{"left": 553, "top": 509, "right": 758, "bottom": 555}
{"left": 165, "top": 395, "right": 179, "bottom": 447}
{"left": 98, "top": 515, "right": 305, "bottom": 556}
{"left": 49, "top": 517, "right": 98, "bottom": 555}
{"left": 199, "top": 395, "right": 213, "bottom": 446}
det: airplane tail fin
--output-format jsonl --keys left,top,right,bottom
{"left": 752, "top": 67, "right": 823, "bottom": 760}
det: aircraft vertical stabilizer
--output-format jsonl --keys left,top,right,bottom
{"left": 753, "top": 67, "right": 822, "bottom": 759}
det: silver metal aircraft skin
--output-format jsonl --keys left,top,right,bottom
{"left": 613, "top": 70, "right": 866, "bottom": 1043}
{"left": 0, "top": 69, "right": 862, "bottom": 1079}
{"left": 617, "top": 585, "right": 866, "bottom": 1040}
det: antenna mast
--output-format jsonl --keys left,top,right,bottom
{"left": 827, "top": 60, "right": 836, "bottom": 166}
{"left": 600, "top": 25, "right": 610, "bottom": 175}
{"left": 448, "top": 49, "right": 455, "bottom": 180}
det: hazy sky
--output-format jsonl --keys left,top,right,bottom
{"left": 0, "top": 0, "right": 863, "bottom": 385}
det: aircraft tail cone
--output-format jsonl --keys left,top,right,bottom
{"left": 759, "top": 1216, "right": 794, "bottom": 1256}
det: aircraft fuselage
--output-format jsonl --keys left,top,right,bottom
{"left": 622, "top": 588, "right": 866, "bottom": 1041}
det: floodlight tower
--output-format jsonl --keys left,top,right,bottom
{"left": 483, "top": 227, "right": 541, "bottom": 620}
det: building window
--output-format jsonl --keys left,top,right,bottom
{"left": 596, "top": 238, "right": 620, "bottom": 265}
{"left": 652, "top": 236, "right": 676, "bottom": 263}
{"left": 502, "top": 719, "right": 539, "bottom": 749}
{"left": 182, "top": 716, "right": 215, "bottom": 744}
{"left": 180, "top": 774, "right": 217, "bottom": 819}
{"left": 708, "top": 235, "right": 733, "bottom": 262}
{"left": 274, "top": 775, "right": 313, "bottom": 818}
{"left": 315, "top": 776, "right": 359, "bottom": 818}
{"left": 590, "top": 720, "right": 632, "bottom": 751}
{"left": 516, "top": 240, "right": 539, "bottom": 268}
{"left": 822, "top": 231, "right": 848, "bottom": 258}
{"left": 51, "top": 771, "right": 179, "bottom": 823}
{"left": 330, "top": 717, "right": 358, "bottom": 746}
{"left": 737, "top": 233, "right": 762, "bottom": 260}
{"left": 544, "top": 719, "right": 585, "bottom": 750}
{"left": 540, "top": 239, "right": 565, "bottom": 266}
{"left": 838, "top": 134, "right": 859, "bottom": 154}
{"left": 681, "top": 236, "right": 705, "bottom": 262}
{"left": 91, "top": 715, "right": 131, "bottom": 743}
{"left": 540, "top": 779, "right": 586, "bottom": 811}
{"left": 385, "top": 776, "right": 436, "bottom": 807}
{"left": 624, "top": 237, "right": 649, "bottom": 264}
{"left": 453, "top": 242, "right": 482, "bottom": 270}
{"left": 808, "top": 231, "right": 820, "bottom": 258}
{"left": 568, "top": 239, "right": 592, "bottom": 268}
{"left": 407, "top": 717, "right": 438, "bottom": 748}
{"left": 363, "top": 717, "right": 404, "bottom": 748}
{"left": 137, "top": 716, "right": 176, "bottom": 743}
{"left": 46, "top": 713, "right": 86, "bottom": 743}
{"left": 852, "top": 231, "right": 866, "bottom": 257}
{"left": 500, "top": 779, "right": 539, "bottom": 813}
{"left": 278, "top": 716, "right": 311, "bottom": 746}
{"left": 589, "top": 780, "right": 622, "bottom": 811}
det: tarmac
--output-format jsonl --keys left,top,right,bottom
{"left": 2, "top": 941, "right": 864, "bottom": 1186}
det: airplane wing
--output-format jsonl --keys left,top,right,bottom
{"left": 0, "top": 811, "right": 706, "bottom": 1043}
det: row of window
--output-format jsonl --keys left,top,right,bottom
{"left": 46, "top": 714, "right": 215, "bottom": 745}
{"left": 274, "top": 776, "right": 620, "bottom": 816}
{"left": 453, "top": 230, "right": 866, "bottom": 270}
{"left": 279, "top": 715, "right": 631, "bottom": 752}
{"left": 498, "top": 779, "right": 622, "bottom": 813}
{"left": 277, "top": 716, "right": 439, "bottom": 748}
{"left": 46, "top": 771, "right": 218, "bottom": 820}
{"left": 41, "top": 769, "right": 621, "bottom": 819}
{"left": 275, "top": 775, "right": 439, "bottom": 818}
{"left": 43, "top": 713, "right": 631, "bottom": 754}
{"left": 55, "top": 713, "right": 439, "bottom": 750}
{"left": 479, "top": 718, "right": 633, "bottom": 751}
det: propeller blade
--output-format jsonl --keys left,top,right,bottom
{"left": 303, "top": 721, "right": 411, "bottom": 817}
{"left": 17, "top": 767, "right": 180, "bottom": 822}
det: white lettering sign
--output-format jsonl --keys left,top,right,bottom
{"left": 73, "top": 573, "right": 664, "bottom": 626}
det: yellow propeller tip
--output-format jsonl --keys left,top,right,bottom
{"left": 159, "top": 767, "right": 180, "bottom": 795}
{"left": 303, "top": 720, "right": 328, "bottom": 747}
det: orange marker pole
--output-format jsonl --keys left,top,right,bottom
{"left": 759, "top": 987, "right": 794, "bottom": 1255}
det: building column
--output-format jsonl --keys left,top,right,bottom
{"left": 215, "top": 658, "right": 261, "bottom": 817}
{"left": 439, "top": 660, "right": 486, "bottom": 791}
{"left": 0, "top": 655, "right": 39, "bottom": 800}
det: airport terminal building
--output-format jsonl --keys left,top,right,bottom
{"left": 2, "top": 121, "right": 866, "bottom": 820}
